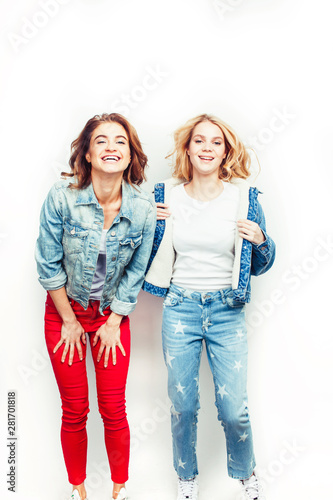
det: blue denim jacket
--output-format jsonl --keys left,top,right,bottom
{"left": 142, "top": 178, "right": 275, "bottom": 304}
{"left": 35, "top": 178, "right": 156, "bottom": 315}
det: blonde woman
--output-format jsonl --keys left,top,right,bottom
{"left": 143, "top": 115, "right": 275, "bottom": 500}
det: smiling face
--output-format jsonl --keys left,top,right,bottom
{"left": 85, "top": 121, "right": 131, "bottom": 179}
{"left": 187, "top": 120, "right": 227, "bottom": 178}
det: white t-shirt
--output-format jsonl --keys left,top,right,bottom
{"left": 170, "top": 181, "right": 240, "bottom": 291}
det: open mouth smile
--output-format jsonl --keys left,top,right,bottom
{"left": 198, "top": 156, "right": 214, "bottom": 161}
{"left": 102, "top": 155, "right": 121, "bottom": 162}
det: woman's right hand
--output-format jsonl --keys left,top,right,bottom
{"left": 156, "top": 202, "right": 171, "bottom": 220}
{"left": 53, "top": 318, "right": 86, "bottom": 365}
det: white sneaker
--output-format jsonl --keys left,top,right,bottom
{"left": 70, "top": 490, "right": 87, "bottom": 500}
{"left": 239, "top": 471, "right": 265, "bottom": 500}
{"left": 177, "top": 477, "right": 199, "bottom": 500}
{"left": 113, "top": 487, "right": 128, "bottom": 499}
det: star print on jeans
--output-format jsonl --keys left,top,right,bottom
{"left": 171, "top": 405, "right": 181, "bottom": 420}
{"left": 176, "top": 382, "right": 185, "bottom": 393}
{"left": 183, "top": 289, "right": 194, "bottom": 299}
{"left": 233, "top": 360, "right": 243, "bottom": 372}
{"left": 217, "top": 384, "right": 229, "bottom": 399}
{"left": 165, "top": 349, "right": 175, "bottom": 368}
{"left": 236, "top": 329, "right": 245, "bottom": 339}
{"left": 174, "top": 320, "right": 187, "bottom": 334}
{"left": 238, "top": 432, "right": 249, "bottom": 442}
{"left": 202, "top": 317, "right": 212, "bottom": 333}
{"left": 178, "top": 458, "right": 186, "bottom": 469}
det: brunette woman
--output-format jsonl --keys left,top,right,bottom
{"left": 36, "top": 113, "right": 156, "bottom": 500}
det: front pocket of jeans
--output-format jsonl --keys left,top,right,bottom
{"left": 225, "top": 290, "right": 245, "bottom": 309}
{"left": 226, "top": 298, "right": 245, "bottom": 308}
{"left": 163, "top": 292, "right": 182, "bottom": 307}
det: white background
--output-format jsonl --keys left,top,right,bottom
{"left": 1, "top": 0, "right": 333, "bottom": 499}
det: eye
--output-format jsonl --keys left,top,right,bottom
{"left": 194, "top": 140, "right": 203, "bottom": 144}
{"left": 97, "top": 140, "right": 106, "bottom": 144}
{"left": 117, "top": 140, "right": 125, "bottom": 145}
{"left": 214, "top": 142, "right": 222, "bottom": 146}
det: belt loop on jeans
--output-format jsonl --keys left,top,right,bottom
{"left": 220, "top": 289, "right": 227, "bottom": 304}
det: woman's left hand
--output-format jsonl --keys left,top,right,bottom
{"left": 93, "top": 316, "right": 125, "bottom": 367}
{"left": 156, "top": 202, "right": 171, "bottom": 220}
{"left": 237, "top": 219, "right": 265, "bottom": 245}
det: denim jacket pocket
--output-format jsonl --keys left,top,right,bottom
{"left": 62, "top": 220, "right": 89, "bottom": 254}
{"left": 118, "top": 233, "right": 143, "bottom": 264}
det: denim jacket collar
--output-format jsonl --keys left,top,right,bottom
{"left": 75, "top": 180, "right": 133, "bottom": 221}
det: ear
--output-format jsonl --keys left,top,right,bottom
{"left": 86, "top": 153, "right": 91, "bottom": 163}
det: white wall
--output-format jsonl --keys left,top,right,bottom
{"left": 1, "top": 0, "right": 332, "bottom": 499}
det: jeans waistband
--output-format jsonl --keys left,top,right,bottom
{"left": 168, "top": 283, "right": 232, "bottom": 303}
{"left": 68, "top": 296, "right": 100, "bottom": 309}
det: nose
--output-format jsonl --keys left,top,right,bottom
{"left": 202, "top": 142, "right": 212, "bottom": 151}
{"left": 105, "top": 141, "right": 117, "bottom": 151}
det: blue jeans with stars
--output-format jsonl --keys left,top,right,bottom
{"left": 161, "top": 283, "right": 256, "bottom": 480}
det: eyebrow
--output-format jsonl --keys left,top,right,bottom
{"left": 94, "top": 134, "right": 128, "bottom": 141}
{"left": 193, "top": 134, "right": 224, "bottom": 140}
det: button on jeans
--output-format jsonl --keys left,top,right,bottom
{"left": 162, "top": 283, "right": 256, "bottom": 480}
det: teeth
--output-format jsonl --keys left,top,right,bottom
{"left": 200, "top": 157, "right": 213, "bottom": 160}
{"left": 103, "top": 156, "right": 119, "bottom": 161}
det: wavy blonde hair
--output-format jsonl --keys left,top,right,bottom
{"left": 168, "top": 114, "right": 251, "bottom": 181}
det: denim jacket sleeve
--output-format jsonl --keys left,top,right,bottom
{"left": 110, "top": 202, "right": 156, "bottom": 315}
{"left": 251, "top": 201, "right": 276, "bottom": 276}
{"left": 35, "top": 185, "right": 67, "bottom": 290}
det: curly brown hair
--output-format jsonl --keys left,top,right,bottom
{"left": 62, "top": 113, "right": 148, "bottom": 189}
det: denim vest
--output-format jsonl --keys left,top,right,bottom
{"left": 35, "top": 179, "right": 156, "bottom": 315}
{"left": 142, "top": 178, "right": 275, "bottom": 304}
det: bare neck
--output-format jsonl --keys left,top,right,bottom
{"left": 91, "top": 172, "right": 123, "bottom": 206}
{"left": 185, "top": 172, "right": 223, "bottom": 201}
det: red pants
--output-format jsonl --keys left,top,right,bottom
{"left": 44, "top": 293, "right": 130, "bottom": 485}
